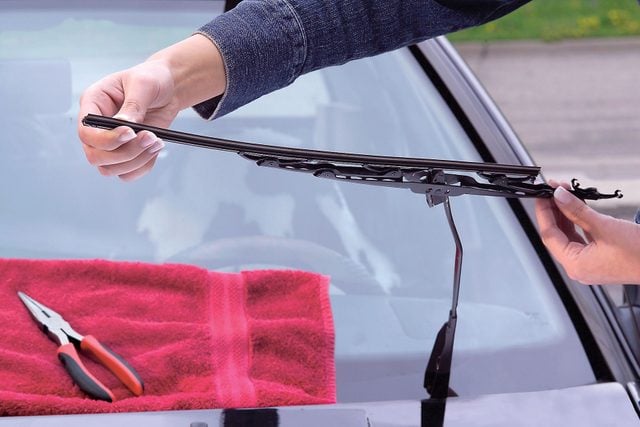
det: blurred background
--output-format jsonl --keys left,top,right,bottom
{"left": 450, "top": 0, "right": 640, "bottom": 220}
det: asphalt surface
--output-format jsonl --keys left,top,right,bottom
{"left": 454, "top": 37, "right": 640, "bottom": 220}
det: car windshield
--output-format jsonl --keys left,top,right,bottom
{"left": 0, "top": 0, "right": 595, "bottom": 402}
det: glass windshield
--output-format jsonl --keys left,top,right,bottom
{"left": 0, "top": 0, "right": 595, "bottom": 402}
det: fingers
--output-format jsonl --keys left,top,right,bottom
{"left": 84, "top": 130, "right": 165, "bottom": 180}
{"left": 114, "top": 71, "right": 164, "bottom": 124}
{"left": 81, "top": 131, "right": 163, "bottom": 181}
{"left": 77, "top": 64, "right": 177, "bottom": 181}
{"left": 534, "top": 178, "right": 618, "bottom": 284}
{"left": 535, "top": 197, "right": 572, "bottom": 256}
{"left": 78, "top": 76, "right": 137, "bottom": 152}
{"left": 117, "top": 156, "right": 160, "bottom": 182}
{"left": 83, "top": 131, "right": 155, "bottom": 165}
{"left": 98, "top": 148, "right": 161, "bottom": 181}
{"left": 535, "top": 196, "right": 589, "bottom": 281}
{"left": 552, "top": 187, "right": 603, "bottom": 235}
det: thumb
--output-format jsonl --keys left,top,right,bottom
{"left": 113, "top": 76, "right": 158, "bottom": 124}
{"left": 553, "top": 186, "right": 602, "bottom": 234}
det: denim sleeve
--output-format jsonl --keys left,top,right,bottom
{"left": 194, "top": 0, "right": 530, "bottom": 119}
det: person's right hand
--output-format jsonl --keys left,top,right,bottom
{"left": 77, "top": 34, "right": 226, "bottom": 181}
{"left": 535, "top": 180, "right": 640, "bottom": 285}
{"left": 78, "top": 60, "right": 177, "bottom": 181}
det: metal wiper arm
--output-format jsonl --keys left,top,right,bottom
{"left": 82, "top": 114, "right": 622, "bottom": 426}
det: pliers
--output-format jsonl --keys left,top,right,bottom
{"left": 18, "top": 291, "right": 144, "bottom": 402}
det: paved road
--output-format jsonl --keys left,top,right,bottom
{"left": 454, "top": 38, "right": 640, "bottom": 219}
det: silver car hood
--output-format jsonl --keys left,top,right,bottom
{"left": 0, "top": 382, "right": 636, "bottom": 427}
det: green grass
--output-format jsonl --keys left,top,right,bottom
{"left": 449, "top": 0, "right": 640, "bottom": 42}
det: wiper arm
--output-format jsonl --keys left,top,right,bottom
{"left": 82, "top": 114, "right": 622, "bottom": 206}
{"left": 82, "top": 114, "right": 622, "bottom": 426}
{"left": 421, "top": 197, "right": 462, "bottom": 427}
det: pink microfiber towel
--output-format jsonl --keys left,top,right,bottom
{"left": 0, "top": 258, "right": 335, "bottom": 416}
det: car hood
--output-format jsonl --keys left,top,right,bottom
{"left": 0, "top": 382, "right": 636, "bottom": 426}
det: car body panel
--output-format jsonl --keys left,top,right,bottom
{"left": 0, "top": 383, "right": 636, "bottom": 426}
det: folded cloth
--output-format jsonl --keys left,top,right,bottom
{"left": 0, "top": 258, "right": 335, "bottom": 416}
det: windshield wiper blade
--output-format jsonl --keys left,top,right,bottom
{"left": 81, "top": 114, "right": 622, "bottom": 205}
{"left": 82, "top": 114, "right": 623, "bottom": 426}
{"left": 83, "top": 114, "right": 536, "bottom": 173}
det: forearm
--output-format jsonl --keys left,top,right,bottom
{"left": 147, "top": 34, "right": 226, "bottom": 111}
{"left": 194, "top": 0, "right": 531, "bottom": 119}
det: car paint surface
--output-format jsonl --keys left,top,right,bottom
{"left": 0, "top": 383, "right": 637, "bottom": 426}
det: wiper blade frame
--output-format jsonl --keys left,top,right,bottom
{"left": 82, "top": 114, "right": 622, "bottom": 204}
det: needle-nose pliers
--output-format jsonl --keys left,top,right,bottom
{"left": 18, "top": 291, "right": 144, "bottom": 402}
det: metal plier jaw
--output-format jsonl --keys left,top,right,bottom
{"left": 19, "top": 292, "right": 84, "bottom": 347}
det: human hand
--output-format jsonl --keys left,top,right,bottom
{"left": 535, "top": 180, "right": 640, "bottom": 285}
{"left": 78, "top": 34, "right": 225, "bottom": 181}
{"left": 78, "top": 60, "right": 176, "bottom": 181}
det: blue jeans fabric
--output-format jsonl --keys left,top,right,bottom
{"left": 194, "top": 0, "right": 531, "bottom": 119}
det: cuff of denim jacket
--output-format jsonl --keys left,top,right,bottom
{"left": 193, "top": 0, "right": 306, "bottom": 120}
